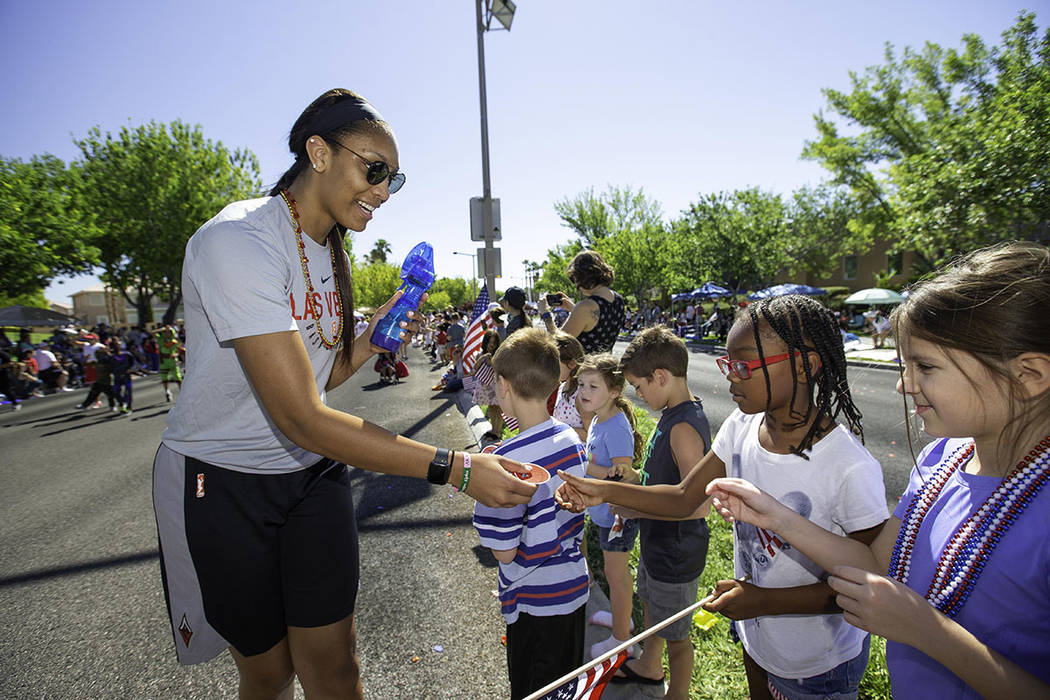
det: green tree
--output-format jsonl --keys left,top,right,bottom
{"left": 0, "top": 154, "right": 99, "bottom": 300}
{"left": 366, "top": 238, "right": 392, "bottom": 265}
{"left": 785, "top": 184, "right": 871, "bottom": 278}
{"left": 594, "top": 222, "right": 673, "bottom": 305}
{"left": 352, "top": 261, "right": 401, "bottom": 309}
{"left": 554, "top": 185, "right": 663, "bottom": 247}
{"left": 75, "top": 121, "right": 260, "bottom": 325}
{"left": 804, "top": 12, "right": 1050, "bottom": 270}
{"left": 672, "top": 188, "right": 793, "bottom": 293}
{"left": 430, "top": 277, "right": 473, "bottom": 309}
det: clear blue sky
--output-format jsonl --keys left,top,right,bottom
{"left": 1, "top": 0, "right": 1042, "bottom": 303}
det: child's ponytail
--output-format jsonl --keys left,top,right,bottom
{"left": 553, "top": 331, "right": 586, "bottom": 398}
{"left": 614, "top": 394, "right": 645, "bottom": 463}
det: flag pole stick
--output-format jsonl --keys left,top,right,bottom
{"left": 523, "top": 592, "right": 716, "bottom": 700}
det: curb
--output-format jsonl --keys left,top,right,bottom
{"left": 453, "top": 389, "right": 495, "bottom": 448}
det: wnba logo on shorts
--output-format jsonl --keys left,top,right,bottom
{"left": 196, "top": 473, "right": 205, "bottom": 498}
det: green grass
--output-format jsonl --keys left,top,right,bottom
{"left": 502, "top": 405, "right": 892, "bottom": 698}
{"left": 583, "top": 406, "right": 893, "bottom": 699}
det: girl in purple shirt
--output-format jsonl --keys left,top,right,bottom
{"left": 706, "top": 242, "right": 1050, "bottom": 699}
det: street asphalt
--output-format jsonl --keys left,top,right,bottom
{"left": 0, "top": 337, "right": 912, "bottom": 699}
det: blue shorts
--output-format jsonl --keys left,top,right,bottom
{"left": 765, "top": 634, "right": 870, "bottom": 700}
{"left": 596, "top": 517, "right": 639, "bottom": 552}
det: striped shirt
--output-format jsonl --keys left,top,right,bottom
{"left": 473, "top": 419, "right": 590, "bottom": 624}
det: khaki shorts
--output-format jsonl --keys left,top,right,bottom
{"left": 635, "top": 562, "right": 700, "bottom": 641}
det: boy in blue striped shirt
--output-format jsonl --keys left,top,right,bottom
{"left": 473, "top": 328, "right": 590, "bottom": 700}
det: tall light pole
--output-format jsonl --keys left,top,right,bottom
{"left": 475, "top": 0, "right": 515, "bottom": 299}
{"left": 453, "top": 250, "right": 478, "bottom": 299}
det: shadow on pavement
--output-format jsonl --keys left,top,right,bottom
{"left": 0, "top": 549, "right": 158, "bottom": 588}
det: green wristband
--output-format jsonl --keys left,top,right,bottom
{"left": 460, "top": 452, "right": 472, "bottom": 493}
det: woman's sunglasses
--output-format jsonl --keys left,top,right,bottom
{"left": 330, "top": 141, "right": 406, "bottom": 194}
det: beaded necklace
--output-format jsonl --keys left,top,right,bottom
{"left": 279, "top": 190, "right": 343, "bottom": 350}
{"left": 889, "top": 436, "right": 1050, "bottom": 618}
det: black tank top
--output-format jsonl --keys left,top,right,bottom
{"left": 576, "top": 292, "right": 626, "bottom": 354}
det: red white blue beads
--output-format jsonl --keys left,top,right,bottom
{"left": 889, "top": 437, "right": 1050, "bottom": 618}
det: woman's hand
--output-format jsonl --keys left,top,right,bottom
{"left": 705, "top": 477, "right": 792, "bottom": 532}
{"left": 554, "top": 470, "right": 606, "bottom": 512}
{"left": 828, "top": 566, "right": 935, "bottom": 648}
{"left": 702, "top": 579, "right": 768, "bottom": 620}
{"left": 466, "top": 452, "right": 537, "bottom": 508}
{"left": 351, "top": 291, "right": 428, "bottom": 369}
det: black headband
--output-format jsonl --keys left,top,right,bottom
{"left": 302, "top": 98, "right": 386, "bottom": 144}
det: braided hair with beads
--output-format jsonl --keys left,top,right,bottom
{"left": 744, "top": 294, "right": 863, "bottom": 458}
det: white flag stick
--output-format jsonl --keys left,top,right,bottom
{"left": 523, "top": 592, "right": 716, "bottom": 700}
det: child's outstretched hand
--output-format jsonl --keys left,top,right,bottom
{"left": 702, "top": 579, "right": 767, "bottom": 620}
{"left": 705, "top": 477, "right": 790, "bottom": 532}
{"left": 554, "top": 470, "right": 606, "bottom": 512}
{"left": 828, "top": 566, "right": 935, "bottom": 649}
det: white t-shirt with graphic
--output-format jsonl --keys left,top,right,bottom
{"left": 712, "top": 409, "right": 888, "bottom": 679}
{"left": 163, "top": 195, "right": 346, "bottom": 472}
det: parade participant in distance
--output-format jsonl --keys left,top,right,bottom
{"left": 153, "top": 88, "right": 535, "bottom": 700}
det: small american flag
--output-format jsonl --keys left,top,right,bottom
{"left": 461, "top": 287, "right": 492, "bottom": 375}
{"left": 528, "top": 649, "right": 628, "bottom": 700}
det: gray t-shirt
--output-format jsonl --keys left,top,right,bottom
{"left": 162, "top": 196, "right": 345, "bottom": 472}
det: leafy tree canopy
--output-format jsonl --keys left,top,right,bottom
{"left": 803, "top": 11, "right": 1050, "bottom": 270}
{"left": 75, "top": 120, "right": 260, "bottom": 325}
{"left": 0, "top": 154, "right": 99, "bottom": 299}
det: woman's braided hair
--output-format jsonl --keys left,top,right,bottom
{"left": 745, "top": 294, "right": 863, "bottom": 458}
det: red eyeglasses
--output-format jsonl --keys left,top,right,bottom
{"left": 716, "top": 351, "right": 802, "bottom": 380}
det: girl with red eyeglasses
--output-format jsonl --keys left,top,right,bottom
{"left": 557, "top": 294, "right": 886, "bottom": 700}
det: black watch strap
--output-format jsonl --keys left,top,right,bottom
{"left": 427, "top": 448, "right": 453, "bottom": 485}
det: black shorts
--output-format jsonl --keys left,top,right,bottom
{"left": 153, "top": 444, "right": 359, "bottom": 664}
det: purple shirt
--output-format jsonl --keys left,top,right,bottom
{"left": 888, "top": 437, "right": 1050, "bottom": 699}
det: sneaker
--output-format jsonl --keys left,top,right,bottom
{"left": 60, "top": 386, "right": 75, "bottom": 392}
{"left": 111, "top": 405, "right": 120, "bottom": 413}
{"left": 165, "top": 390, "right": 172, "bottom": 402}
{"left": 13, "top": 403, "right": 21, "bottom": 411}
{"left": 122, "top": 407, "right": 132, "bottom": 415}
{"left": 75, "top": 404, "right": 87, "bottom": 410}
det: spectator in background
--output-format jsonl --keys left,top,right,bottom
{"left": 18, "top": 349, "right": 45, "bottom": 398}
{"left": 446, "top": 311, "right": 465, "bottom": 354}
{"left": 537, "top": 250, "right": 626, "bottom": 354}
{"left": 34, "top": 342, "right": 73, "bottom": 392}
{"left": 499, "top": 286, "right": 528, "bottom": 336}
{"left": 490, "top": 308, "right": 507, "bottom": 340}
{"left": 1, "top": 345, "right": 23, "bottom": 409}
{"left": 871, "top": 309, "right": 892, "bottom": 349}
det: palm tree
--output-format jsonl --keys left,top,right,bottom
{"left": 367, "top": 239, "right": 392, "bottom": 265}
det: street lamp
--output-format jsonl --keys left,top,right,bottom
{"left": 474, "top": 0, "right": 516, "bottom": 299}
{"left": 453, "top": 250, "right": 478, "bottom": 299}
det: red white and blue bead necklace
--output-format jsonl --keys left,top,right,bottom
{"left": 279, "top": 189, "right": 343, "bottom": 350}
{"left": 889, "top": 436, "right": 1050, "bottom": 618}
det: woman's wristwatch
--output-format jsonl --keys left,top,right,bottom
{"left": 427, "top": 447, "right": 454, "bottom": 485}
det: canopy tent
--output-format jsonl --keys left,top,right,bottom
{"left": 671, "top": 282, "right": 733, "bottom": 303}
{"left": 843, "top": 288, "right": 905, "bottom": 305}
{"left": 747, "top": 284, "right": 827, "bottom": 300}
{"left": 0, "top": 305, "right": 82, "bottom": 328}
{"left": 691, "top": 282, "right": 732, "bottom": 299}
